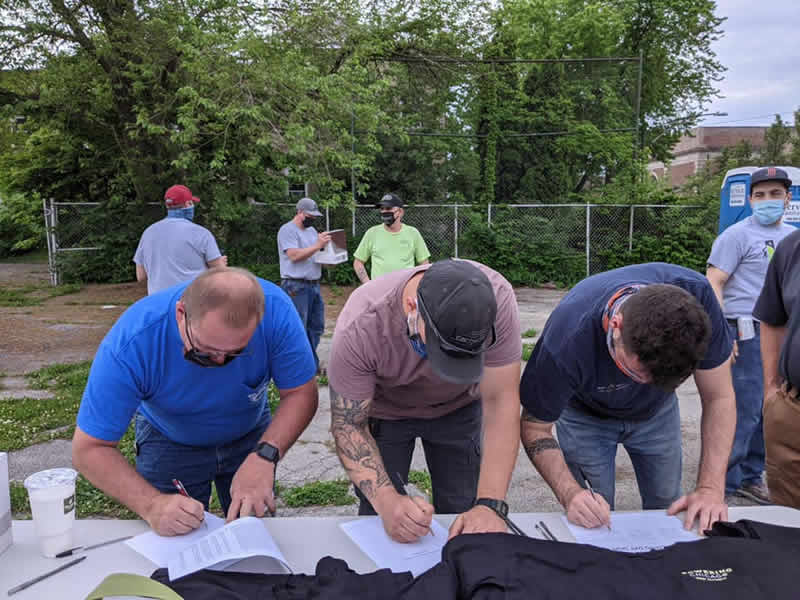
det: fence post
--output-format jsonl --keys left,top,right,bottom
{"left": 351, "top": 206, "right": 356, "bottom": 238}
{"left": 325, "top": 206, "right": 330, "bottom": 232}
{"left": 51, "top": 198, "right": 61, "bottom": 286}
{"left": 43, "top": 198, "right": 55, "bottom": 286}
{"left": 585, "top": 204, "right": 591, "bottom": 277}
{"left": 629, "top": 205, "right": 635, "bottom": 253}
{"left": 487, "top": 203, "right": 492, "bottom": 227}
{"left": 454, "top": 204, "right": 459, "bottom": 258}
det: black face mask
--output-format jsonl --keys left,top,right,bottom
{"left": 302, "top": 217, "right": 315, "bottom": 228}
{"left": 380, "top": 211, "right": 396, "bottom": 226}
{"left": 183, "top": 313, "right": 247, "bottom": 368}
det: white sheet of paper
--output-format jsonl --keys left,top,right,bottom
{"left": 125, "top": 512, "right": 225, "bottom": 567}
{"left": 340, "top": 516, "right": 448, "bottom": 576}
{"left": 562, "top": 512, "right": 701, "bottom": 552}
{"left": 167, "top": 516, "right": 291, "bottom": 581}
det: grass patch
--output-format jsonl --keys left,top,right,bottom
{"left": 282, "top": 479, "right": 355, "bottom": 507}
{"left": 522, "top": 343, "right": 534, "bottom": 362}
{"left": 522, "top": 328, "right": 538, "bottom": 338}
{"left": 318, "top": 373, "right": 328, "bottom": 386}
{"left": 0, "top": 362, "right": 90, "bottom": 450}
{"left": 268, "top": 382, "right": 280, "bottom": 415}
{"left": 0, "top": 283, "right": 82, "bottom": 307}
{"left": 408, "top": 470, "right": 433, "bottom": 497}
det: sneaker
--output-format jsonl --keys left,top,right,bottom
{"left": 736, "top": 482, "right": 772, "bottom": 505}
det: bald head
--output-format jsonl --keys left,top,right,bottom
{"left": 181, "top": 267, "right": 265, "bottom": 328}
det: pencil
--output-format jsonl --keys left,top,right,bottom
{"left": 7, "top": 556, "right": 86, "bottom": 595}
{"left": 579, "top": 468, "right": 611, "bottom": 531}
{"left": 397, "top": 473, "right": 434, "bottom": 537}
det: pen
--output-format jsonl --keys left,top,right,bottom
{"left": 538, "top": 520, "right": 559, "bottom": 542}
{"left": 54, "top": 535, "right": 134, "bottom": 558}
{"left": 7, "top": 556, "right": 86, "bottom": 596}
{"left": 172, "top": 478, "right": 207, "bottom": 529}
{"left": 397, "top": 473, "right": 434, "bottom": 537}
{"left": 579, "top": 468, "right": 612, "bottom": 531}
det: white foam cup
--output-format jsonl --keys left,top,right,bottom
{"left": 23, "top": 468, "right": 78, "bottom": 557}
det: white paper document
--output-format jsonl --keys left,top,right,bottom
{"left": 126, "top": 514, "right": 291, "bottom": 580}
{"left": 168, "top": 516, "right": 291, "bottom": 581}
{"left": 340, "top": 516, "right": 448, "bottom": 576}
{"left": 126, "top": 512, "right": 226, "bottom": 567}
{"left": 562, "top": 512, "right": 701, "bottom": 553}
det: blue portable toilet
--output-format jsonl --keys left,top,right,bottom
{"left": 719, "top": 165, "right": 800, "bottom": 233}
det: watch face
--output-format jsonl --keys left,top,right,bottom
{"left": 256, "top": 442, "right": 279, "bottom": 463}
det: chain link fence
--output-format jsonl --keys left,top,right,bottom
{"left": 44, "top": 202, "right": 707, "bottom": 286}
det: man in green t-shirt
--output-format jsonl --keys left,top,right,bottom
{"left": 353, "top": 193, "right": 431, "bottom": 283}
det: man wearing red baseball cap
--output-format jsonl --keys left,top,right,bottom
{"left": 134, "top": 184, "right": 227, "bottom": 294}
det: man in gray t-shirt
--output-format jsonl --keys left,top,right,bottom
{"left": 134, "top": 184, "right": 226, "bottom": 295}
{"left": 707, "top": 166, "right": 795, "bottom": 503}
{"left": 277, "top": 197, "right": 330, "bottom": 371}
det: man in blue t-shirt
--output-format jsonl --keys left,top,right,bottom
{"left": 520, "top": 263, "right": 735, "bottom": 532}
{"left": 73, "top": 267, "right": 318, "bottom": 536}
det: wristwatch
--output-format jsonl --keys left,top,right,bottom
{"left": 474, "top": 497, "right": 509, "bottom": 518}
{"left": 254, "top": 441, "right": 280, "bottom": 464}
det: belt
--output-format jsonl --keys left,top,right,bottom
{"left": 281, "top": 278, "right": 320, "bottom": 284}
{"left": 726, "top": 318, "right": 760, "bottom": 328}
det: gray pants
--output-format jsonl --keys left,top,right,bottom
{"left": 355, "top": 400, "right": 482, "bottom": 515}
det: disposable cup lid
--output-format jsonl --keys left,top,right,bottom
{"left": 24, "top": 468, "right": 78, "bottom": 490}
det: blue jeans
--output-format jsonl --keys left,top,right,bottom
{"left": 134, "top": 412, "right": 270, "bottom": 516}
{"left": 280, "top": 279, "right": 324, "bottom": 371}
{"left": 725, "top": 321, "right": 765, "bottom": 494}
{"left": 556, "top": 396, "right": 682, "bottom": 510}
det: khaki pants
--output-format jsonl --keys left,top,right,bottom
{"left": 764, "top": 383, "right": 800, "bottom": 508}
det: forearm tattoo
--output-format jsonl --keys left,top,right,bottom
{"left": 354, "top": 263, "right": 370, "bottom": 284}
{"left": 330, "top": 387, "right": 389, "bottom": 500}
{"left": 523, "top": 438, "right": 561, "bottom": 463}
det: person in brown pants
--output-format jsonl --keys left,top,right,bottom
{"left": 762, "top": 383, "right": 800, "bottom": 506}
{"left": 752, "top": 167, "right": 800, "bottom": 508}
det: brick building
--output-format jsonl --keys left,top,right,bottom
{"left": 647, "top": 126, "right": 767, "bottom": 187}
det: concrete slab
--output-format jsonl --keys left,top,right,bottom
{"left": 8, "top": 440, "right": 73, "bottom": 482}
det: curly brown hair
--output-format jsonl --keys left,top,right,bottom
{"left": 619, "top": 284, "right": 711, "bottom": 390}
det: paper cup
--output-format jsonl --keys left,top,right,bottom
{"left": 23, "top": 468, "right": 78, "bottom": 557}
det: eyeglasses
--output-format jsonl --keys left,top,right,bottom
{"left": 183, "top": 312, "right": 249, "bottom": 368}
{"left": 417, "top": 293, "right": 496, "bottom": 358}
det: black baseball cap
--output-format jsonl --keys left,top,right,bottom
{"left": 751, "top": 167, "right": 791, "bottom": 190}
{"left": 377, "top": 193, "right": 404, "bottom": 209}
{"left": 417, "top": 260, "right": 498, "bottom": 384}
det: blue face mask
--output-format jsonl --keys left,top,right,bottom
{"left": 410, "top": 336, "right": 427, "bottom": 359}
{"left": 168, "top": 206, "right": 195, "bottom": 221}
{"left": 407, "top": 310, "right": 427, "bottom": 359}
{"left": 752, "top": 200, "right": 785, "bottom": 225}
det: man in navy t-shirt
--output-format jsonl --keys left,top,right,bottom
{"left": 73, "top": 267, "right": 318, "bottom": 536}
{"left": 520, "top": 263, "right": 735, "bottom": 532}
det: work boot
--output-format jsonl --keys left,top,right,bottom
{"left": 736, "top": 481, "right": 771, "bottom": 505}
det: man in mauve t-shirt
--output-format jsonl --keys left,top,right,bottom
{"left": 328, "top": 259, "right": 522, "bottom": 543}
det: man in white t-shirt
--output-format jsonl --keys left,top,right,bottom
{"left": 134, "top": 184, "right": 227, "bottom": 295}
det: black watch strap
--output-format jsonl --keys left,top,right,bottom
{"left": 254, "top": 441, "right": 280, "bottom": 464}
{"left": 474, "top": 498, "right": 528, "bottom": 537}
{"left": 475, "top": 497, "right": 509, "bottom": 517}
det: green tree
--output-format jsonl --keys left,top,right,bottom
{"left": 471, "top": 0, "right": 725, "bottom": 204}
{"left": 760, "top": 114, "right": 792, "bottom": 165}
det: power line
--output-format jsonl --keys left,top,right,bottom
{"left": 701, "top": 110, "right": 797, "bottom": 126}
{"left": 377, "top": 55, "right": 640, "bottom": 65}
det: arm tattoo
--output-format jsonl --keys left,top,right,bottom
{"left": 354, "top": 263, "right": 370, "bottom": 284}
{"left": 523, "top": 438, "right": 561, "bottom": 463}
{"left": 330, "top": 387, "right": 390, "bottom": 500}
{"left": 521, "top": 408, "right": 550, "bottom": 423}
